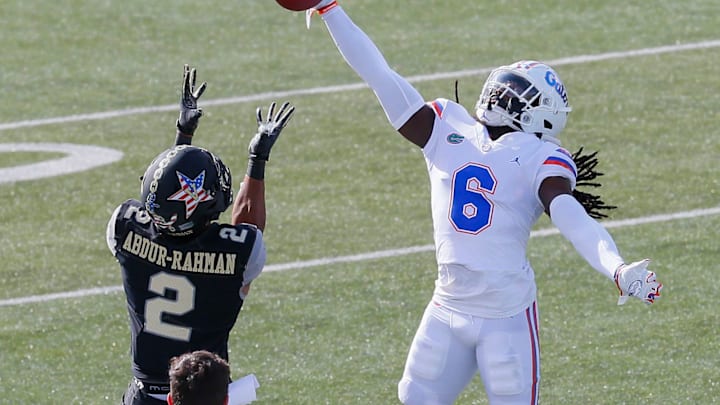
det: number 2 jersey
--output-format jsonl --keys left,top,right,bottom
{"left": 423, "top": 99, "right": 578, "bottom": 318}
{"left": 106, "top": 199, "right": 265, "bottom": 384}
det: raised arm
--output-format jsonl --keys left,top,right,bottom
{"left": 311, "top": 1, "right": 435, "bottom": 148}
{"left": 174, "top": 64, "right": 207, "bottom": 146}
{"left": 231, "top": 102, "right": 296, "bottom": 231}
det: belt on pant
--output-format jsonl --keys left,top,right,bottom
{"left": 133, "top": 376, "right": 170, "bottom": 394}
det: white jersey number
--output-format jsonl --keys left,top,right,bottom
{"left": 144, "top": 273, "right": 196, "bottom": 341}
{"left": 123, "top": 204, "right": 152, "bottom": 224}
{"left": 450, "top": 164, "right": 496, "bottom": 234}
{"left": 219, "top": 227, "right": 248, "bottom": 243}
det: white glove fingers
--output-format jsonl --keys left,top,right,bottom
{"left": 615, "top": 259, "right": 662, "bottom": 305}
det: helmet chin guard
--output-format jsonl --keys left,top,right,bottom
{"left": 476, "top": 61, "right": 571, "bottom": 140}
{"left": 140, "top": 145, "right": 232, "bottom": 236}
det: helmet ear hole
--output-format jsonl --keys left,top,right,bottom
{"left": 544, "top": 120, "right": 553, "bottom": 130}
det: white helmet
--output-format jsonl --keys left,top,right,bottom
{"left": 475, "top": 61, "right": 571, "bottom": 142}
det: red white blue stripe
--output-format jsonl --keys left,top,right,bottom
{"left": 431, "top": 100, "right": 445, "bottom": 118}
{"left": 543, "top": 156, "right": 576, "bottom": 177}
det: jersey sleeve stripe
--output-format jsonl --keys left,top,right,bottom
{"left": 430, "top": 100, "right": 445, "bottom": 118}
{"left": 543, "top": 157, "right": 577, "bottom": 177}
{"left": 555, "top": 147, "right": 573, "bottom": 159}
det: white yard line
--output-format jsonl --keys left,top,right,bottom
{"left": 2, "top": 39, "right": 719, "bottom": 307}
{"left": 0, "top": 143, "right": 123, "bottom": 183}
{"left": 1, "top": 40, "right": 719, "bottom": 132}
{"left": 1, "top": 206, "right": 718, "bottom": 307}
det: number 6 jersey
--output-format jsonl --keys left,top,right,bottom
{"left": 106, "top": 199, "right": 265, "bottom": 385}
{"left": 423, "top": 98, "right": 577, "bottom": 318}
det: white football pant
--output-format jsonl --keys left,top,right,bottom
{"left": 398, "top": 301, "right": 540, "bottom": 405}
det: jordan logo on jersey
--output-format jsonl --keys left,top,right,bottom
{"left": 167, "top": 170, "right": 214, "bottom": 219}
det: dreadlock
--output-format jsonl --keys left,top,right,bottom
{"left": 571, "top": 147, "right": 617, "bottom": 218}
{"left": 451, "top": 80, "right": 613, "bottom": 218}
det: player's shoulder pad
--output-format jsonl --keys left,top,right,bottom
{"left": 119, "top": 198, "right": 157, "bottom": 229}
{"left": 426, "top": 97, "right": 475, "bottom": 124}
{"left": 541, "top": 145, "right": 578, "bottom": 180}
{"left": 214, "top": 222, "right": 261, "bottom": 244}
{"left": 427, "top": 98, "right": 452, "bottom": 119}
{"left": 113, "top": 199, "right": 145, "bottom": 223}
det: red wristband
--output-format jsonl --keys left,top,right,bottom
{"left": 317, "top": 1, "right": 338, "bottom": 14}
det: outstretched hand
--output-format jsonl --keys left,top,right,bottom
{"left": 177, "top": 64, "right": 207, "bottom": 135}
{"left": 248, "top": 101, "right": 296, "bottom": 161}
{"left": 614, "top": 259, "right": 663, "bottom": 305}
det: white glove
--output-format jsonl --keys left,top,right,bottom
{"left": 614, "top": 259, "right": 663, "bottom": 305}
{"left": 306, "top": 0, "right": 338, "bottom": 29}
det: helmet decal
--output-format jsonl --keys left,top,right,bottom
{"left": 149, "top": 211, "right": 178, "bottom": 230}
{"left": 167, "top": 170, "right": 215, "bottom": 219}
{"left": 140, "top": 145, "right": 232, "bottom": 236}
{"left": 544, "top": 71, "right": 569, "bottom": 106}
{"left": 145, "top": 192, "right": 160, "bottom": 212}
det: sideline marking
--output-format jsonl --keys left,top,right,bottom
{"left": 1, "top": 206, "right": 718, "bottom": 307}
{"left": 0, "top": 40, "right": 719, "bottom": 132}
{"left": 0, "top": 143, "right": 123, "bottom": 183}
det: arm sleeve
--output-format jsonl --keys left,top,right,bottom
{"left": 549, "top": 194, "right": 624, "bottom": 280}
{"left": 242, "top": 229, "right": 266, "bottom": 287}
{"left": 106, "top": 204, "right": 122, "bottom": 256}
{"left": 321, "top": 6, "right": 425, "bottom": 129}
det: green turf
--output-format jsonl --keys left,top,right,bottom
{"left": 1, "top": 0, "right": 718, "bottom": 403}
{"left": 0, "top": 152, "right": 66, "bottom": 168}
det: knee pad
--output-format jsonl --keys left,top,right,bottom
{"left": 485, "top": 352, "right": 526, "bottom": 396}
{"left": 398, "top": 377, "right": 443, "bottom": 405}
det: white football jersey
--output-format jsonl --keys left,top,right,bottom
{"left": 422, "top": 98, "right": 577, "bottom": 317}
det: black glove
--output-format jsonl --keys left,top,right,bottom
{"left": 176, "top": 64, "right": 207, "bottom": 136}
{"left": 246, "top": 101, "right": 295, "bottom": 180}
{"left": 248, "top": 101, "right": 295, "bottom": 161}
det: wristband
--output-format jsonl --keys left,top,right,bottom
{"left": 318, "top": 1, "right": 338, "bottom": 14}
{"left": 174, "top": 129, "right": 193, "bottom": 146}
{"left": 246, "top": 159, "right": 266, "bottom": 180}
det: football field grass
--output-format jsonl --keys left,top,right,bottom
{"left": 1, "top": 0, "right": 719, "bottom": 403}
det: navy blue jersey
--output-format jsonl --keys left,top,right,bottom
{"left": 107, "top": 199, "right": 265, "bottom": 384}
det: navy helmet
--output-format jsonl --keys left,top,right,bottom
{"left": 140, "top": 145, "right": 232, "bottom": 236}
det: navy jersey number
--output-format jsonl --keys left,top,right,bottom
{"left": 449, "top": 163, "right": 496, "bottom": 234}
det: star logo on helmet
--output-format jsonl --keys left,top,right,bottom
{"left": 167, "top": 170, "right": 214, "bottom": 219}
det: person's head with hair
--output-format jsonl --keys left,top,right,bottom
{"left": 167, "top": 350, "right": 230, "bottom": 405}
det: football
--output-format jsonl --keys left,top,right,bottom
{"left": 275, "top": 0, "right": 321, "bottom": 12}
